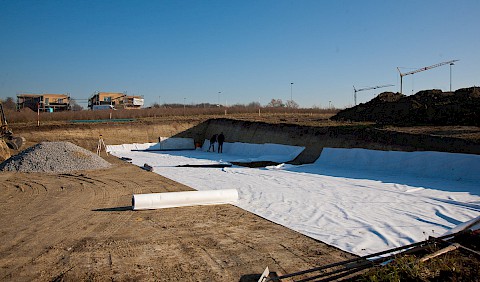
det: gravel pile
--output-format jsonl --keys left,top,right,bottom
{"left": 0, "top": 141, "right": 111, "bottom": 173}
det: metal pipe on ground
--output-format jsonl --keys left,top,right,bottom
{"left": 261, "top": 229, "right": 472, "bottom": 282}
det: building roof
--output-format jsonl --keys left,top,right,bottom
{"left": 17, "top": 93, "right": 69, "bottom": 98}
{"left": 96, "top": 92, "right": 125, "bottom": 96}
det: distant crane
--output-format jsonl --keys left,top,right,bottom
{"left": 397, "top": 59, "right": 459, "bottom": 94}
{"left": 353, "top": 84, "right": 394, "bottom": 106}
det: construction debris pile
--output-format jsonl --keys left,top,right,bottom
{"left": 0, "top": 141, "right": 111, "bottom": 173}
{"left": 332, "top": 87, "right": 480, "bottom": 126}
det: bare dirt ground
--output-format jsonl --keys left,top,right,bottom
{"left": 0, "top": 152, "right": 354, "bottom": 281}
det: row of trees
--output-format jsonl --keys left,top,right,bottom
{"left": 150, "top": 99, "right": 299, "bottom": 109}
{"left": 266, "top": 99, "right": 299, "bottom": 108}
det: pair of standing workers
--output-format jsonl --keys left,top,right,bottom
{"left": 207, "top": 132, "right": 225, "bottom": 153}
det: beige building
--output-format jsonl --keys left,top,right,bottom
{"left": 88, "top": 92, "right": 144, "bottom": 110}
{"left": 17, "top": 94, "right": 70, "bottom": 112}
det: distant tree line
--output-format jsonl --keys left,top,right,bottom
{"left": 266, "top": 99, "right": 299, "bottom": 109}
{"left": 150, "top": 99, "right": 299, "bottom": 109}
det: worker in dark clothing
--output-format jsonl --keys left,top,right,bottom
{"left": 208, "top": 134, "right": 217, "bottom": 152}
{"left": 217, "top": 132, "right": 225, "bottom": 153}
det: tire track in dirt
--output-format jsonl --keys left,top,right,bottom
{"left": 0, "top": 176, "right": 59, "bottom": 279}
{"left": 89, "top": 179, "right": 134, "bottom": 237}
{"left": 0, "top": 171, "right": 113, "bottom": 280}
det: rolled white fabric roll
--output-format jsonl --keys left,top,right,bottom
{"left": 132, "top": 189, "right": 239, "bottom": 210}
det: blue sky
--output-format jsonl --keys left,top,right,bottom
{"left": 1, "top": 0, "right": 479, "bottom": 108}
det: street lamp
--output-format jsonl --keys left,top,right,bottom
{"left": 183, "top": 98, "right": 186, "bottom": 115}
{"left": 290, "top": 82, "right": 294, "bottom": 102}
{"left": 449, "top": 63, "right": 455, "bottom": 92}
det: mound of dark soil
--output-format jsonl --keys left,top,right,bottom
{"left": 332, "top": 87, "right": 480, "bottom": 126}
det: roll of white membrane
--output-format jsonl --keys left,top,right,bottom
{"left": 132, "top": 189, "right": 239, "bottom": 210}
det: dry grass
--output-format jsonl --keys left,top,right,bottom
{"left": 353, "top": 231, "right": 480, "bottom": 282}
{"left": 6, "top": 106, "right": 340, "bottom": 126}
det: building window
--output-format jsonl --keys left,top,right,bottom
{"left": 58, "top": 98, "right": 63, "bottom": 103}
{"left": 104, "top": 97, "right": 111, "bottom": 102}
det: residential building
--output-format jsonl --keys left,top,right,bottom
{"left": 17, "top": 94, "right": 70, "bottom": 112}
{"left": 88, "top": 92, "right": 144, "bottom": 110}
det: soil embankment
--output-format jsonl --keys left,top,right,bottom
{"left": 332, "top": 87, "right": 480, "bottom": 126}
{"left": 13, "top": 118, "right": 207, "bottom": 153}
{"left": 14, "top": 117, "right": 480, "bottom": 164}
{"left": 176, "top": 119, "right": 480, "bottom": 163}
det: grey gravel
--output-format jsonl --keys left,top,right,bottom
{"left": 0, "top": 141, "right": 111, "bottom": 173}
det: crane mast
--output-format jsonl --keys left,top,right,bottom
{"left": 397, "top": 59, "right": 459, "bottom": 94}
{"left": 353, "top": 84, "right": 394, "bottom": 105}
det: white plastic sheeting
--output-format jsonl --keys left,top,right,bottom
{"left": 315, "top": 148, "right": 480, "bottom": 182}
{"left": 107, "top": 143, "right": 155, "bottom": 152}
{"left": 201, "top": 140, "right": 305, "bottom": 163}
{"left": 442, "top": 215, "right": 480, "bottom": 235}
{"left": 109, "top": 145, "right": 480, "bottom": 256}
{"left": 132, "top": 189, "right": 239, "bottom": 210}
{"left": 158, "top": 137, "right": 195, "bottom": 150}
{"left": 107, "top": 137, "right": 195, "bottom": 152}
{"left": 108, "top": 141, "right": 305, "bottom": 165}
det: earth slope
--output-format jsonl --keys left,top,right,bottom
{"left": 332, "top": 87, "right": 480, "bottom": 126}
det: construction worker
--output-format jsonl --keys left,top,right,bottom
{"left": 217, "top": 132, "right": 225, "bottom": 153}
{"left": 208, "top": 134, "right": 217, "bottom": 152}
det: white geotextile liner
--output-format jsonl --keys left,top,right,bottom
{"left": 107, "top": 142, "right": 156, "bottom": 152}
{"left": 158, "top": 137, "right": 195, "bottom": 150}
{"left": 132, "top": 189, "right": 239, "bottom": 210}
{"left": 316, "top": 148, "right": 480, "bottom": 182}
{"left": 443, "top": 215, "right": 480, "bottom": 235}
{"left": 106, "top": 137, "right": 194, "bottom": 152}
{"left": 201, "top": 140, "right": 305, "bottom": 162}
{"left": 109, "top": 145, "right": 480, "bottom": 256}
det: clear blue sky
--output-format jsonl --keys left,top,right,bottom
{"left": 1, "top": 0, "right": 479, "bottom": 108}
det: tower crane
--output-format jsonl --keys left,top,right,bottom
{"left": 397, "top": 59, "right": 459, "bottom": 94}
{"left": 353, "top": 84, "right": 394, "bottom": 106}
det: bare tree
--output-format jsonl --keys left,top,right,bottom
{"left": 2, "top": 97, "right": 16, "bottom": 110}
{"left": 151, "top": 102, "right": 161, "bottom": 108}
{"left": 267, "top": 99, "right": 284, "bottom": 108}
{"left": 70, "top": 99, "right": 83, "bottom": 111}
{"left": 285, "top": 100, "right": 299, "bottom": 109}
{"left": 246, "top": 101, "right": 261, "bottom": 108}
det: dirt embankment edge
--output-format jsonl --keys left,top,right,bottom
{"left": 14, "top": 118, "right": 480, "bottom": 164}
{"left": 175, "top": 118, "right": 480, "bottom": 163}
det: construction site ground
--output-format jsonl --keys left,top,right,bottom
{"left": 0, "top": 154, "right": 357, "bottom": 281}
{"left": 1, "top": 115, "right": 479, "bottom": 281}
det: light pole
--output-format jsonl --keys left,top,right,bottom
{"left": 449, "top": 62, "right": 454, "bottom": 92}
{"left": 290, "top": 82, "right": 294, "bottom": 102}
{"left": 329, "top": 100, "right": 331, "bottom": 109}
{"left": 218, "top": 92, "right": 221, "bottom": 107}
{"left": 183, "top": 97, "right": 186, "bottom": 115}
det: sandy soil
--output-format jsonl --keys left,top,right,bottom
{"left": 0, "top": 154, "right": 355, "bottom": 281}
